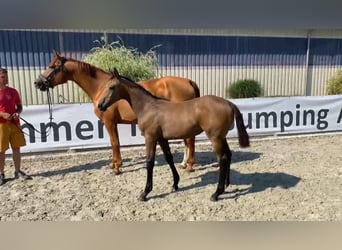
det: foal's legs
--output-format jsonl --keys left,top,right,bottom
{"left": 158, "top": 138, "right": 180, "bottom": 191}
{"left": 139, "top": 137, "right": 157, "bottom": 201}
{"left": 222, "top": 140, "right": 232, "bottom": 188}
{"left": 210, "top": 138, "right": 232, "bottom": 201}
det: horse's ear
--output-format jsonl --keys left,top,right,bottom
{"left": 53, "top": 50, "right": 61, "bottom": 58}
{"left": 112, "top": 68, "right": 119, "bottom": 78}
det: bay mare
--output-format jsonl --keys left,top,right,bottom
{"left": 34, "top": 51, "right": 200, "bottom": 174}
{"left": 98, "top": 69, "right": 250, "bottom": 201}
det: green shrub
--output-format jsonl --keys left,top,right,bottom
{"left": 227, "top": 79, "right": 262, "bottom": 98}
{"left": 83, "top": 36, "right": 159, "bottom": 82}
{"left": 76, "top": 36, "right": 159, "bottom": 101}
{"left": 327, "top": 69, "right": 342, "bottom": 95}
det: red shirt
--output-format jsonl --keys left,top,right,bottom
{"left": 0, "top": 86, "right": 21, "bottom": 125}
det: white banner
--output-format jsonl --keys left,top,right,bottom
{"left": 14, "top": 95, "right": 342, "bottom": 153}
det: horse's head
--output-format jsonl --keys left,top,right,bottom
{"left": 97, "top": 68, "right": 122, "bottom": 111}
{"left": 34, "top": 50, "right": 69, "bottom": 91}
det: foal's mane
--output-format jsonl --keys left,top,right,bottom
{"left": 112, "top": 72, "right": 169, "bottom": 101}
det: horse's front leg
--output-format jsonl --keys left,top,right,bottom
{"left": 139, "top": 137, "right": 157, "bottom": 201}
{"left": 105, "top": 121, "right": 122, "bottom": 175}
{"left": 158, "top": 138, "right": 179, "bottom": 192}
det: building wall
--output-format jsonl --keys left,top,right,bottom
{"left": 1, "top": 29, "right": 342, "bottom": 105}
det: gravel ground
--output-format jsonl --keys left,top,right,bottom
{"left": 0, "top": 133, "right": 341, "bottom": 221}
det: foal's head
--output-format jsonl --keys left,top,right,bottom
{"left": 97, "top": 68, "right": 124, "bottom": 111}
{"left": 97, "top": 68, "right": 164, "bottom": 112}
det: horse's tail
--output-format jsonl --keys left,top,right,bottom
{"left": 189, "top": 80, "right": 201, "bottom": 97}
{"left": 229, "top": 101, "right": 250, "bottom": 148}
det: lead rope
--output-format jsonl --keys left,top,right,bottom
{"left": 19, "top": 88, "right": 54, "bottom": 140}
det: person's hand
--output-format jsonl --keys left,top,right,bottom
{"left": 11, "top": 112, "right": 20, "bottom": 120}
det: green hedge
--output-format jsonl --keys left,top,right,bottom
{"left": 83, "top": 37, "right": 159, "bottom": 82}
{"left": 226, "top": 79, "right": 262, "bottom": 98}
{"left": 327, "top": 69, "right": 342, "bottom": 95}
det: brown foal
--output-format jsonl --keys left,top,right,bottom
{"left": 97, "top": 69, "right": 250, "bottom": 201}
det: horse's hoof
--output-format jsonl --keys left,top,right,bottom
{"left": 108, "top": 162, "right": 114, "bottom": 169}
{"left": 138, "top": 193, "right": 148, "bottom": 202}
{"left": 172, "top": 185, "right": 179, "bottom": 192}
{"left": 184, "top": 167, "right": 195, "bottom": 172}
{"left": 112, "top": 168, "right": 122, "bottom": 175}
{"left": 210, "top": 194, "right": 218, "bottom": 202}
{"left": 177, "top": 164, "right": 187, "bottom": 169}
{"left": 178, "top": 164, "right": 195, "bottom": 172}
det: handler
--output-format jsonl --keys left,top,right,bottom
{"left": 0, "top": 67, "right": 31, "bottom": 186}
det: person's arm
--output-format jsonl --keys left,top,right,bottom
{"left": 0, "top": 112, "right": 12, "bottom": 120}
{"left": 10, "top": 103, "right": 23, "bottom": 120}
{"left": 11, "top": 89, "right": 23, "bottom": 120}
{"left": 16, "top": 103, "right": 23, "bottom": 114}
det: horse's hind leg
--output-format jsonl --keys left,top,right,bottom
{"left": 222, "top": 140, "right": 232, "bottom": 188}
{"left": 209, "top": 138, "right": 230, "bottom": 201}
{"left": 159, "top": 138, "right": 180, "bottom": 191}
{"left": 180, "top": 137, "right": 196, "bottom": 172}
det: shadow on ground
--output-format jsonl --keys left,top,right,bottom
{"left": 28, "top": 148, "right": 300, "bottom": 201}
{"left": 155, "top": 149, "right": 261, "bottom": 166}
{"left": 150, "top": 168, "right": 301, "bottom": 201}
{"left": 31, "top": 147, "right": 260, "bottom": 177}
{"left": 189, "top": 169, "right": 300, "bottom": 200}
{"left": 31, "top": 160, "right": 110, "bottom": 177}
{"left": 149, "top": 150, "right": 301, "bottom": 201}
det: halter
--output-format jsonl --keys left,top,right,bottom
{"left": 23, "top": 58, "right": 66, "bottom": 139}
{"left": 37, "top": 57, "right": 67, "bottom": 89}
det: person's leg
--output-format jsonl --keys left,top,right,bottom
{"left": 0, "top": 123, "right": 9, "bottom": 185}
{"left": 12, "top": 147, "right": 21, "bottom": 172}
{"left": 0, "top": 152, "right": 5, "bottom": 174}
{"left": 0, "top": 152, "right": 5, "bottom": 185}
{"left": 12, "top": 147, "right": 31, "bottom": 179}
{"left": 10, "top": 124, "right": 31, "bottom": 179}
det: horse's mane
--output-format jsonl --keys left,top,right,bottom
{"left": 67, "top": 58, "right": 107, "bottom": 78}
{"left": 113, "top": 73, "right": 169, "bottom": 101}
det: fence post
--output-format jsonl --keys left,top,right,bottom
{"left": 305, "top": 29, "right": 312, "bottom": 96}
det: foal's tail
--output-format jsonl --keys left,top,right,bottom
{"left": 189, "top": 80, "right": 201, "bottom": 97}
{"left": 229, "top": 101, "right": 250, "bottom": 148}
